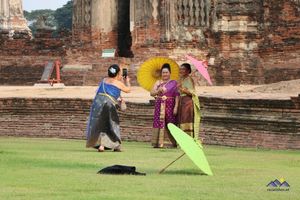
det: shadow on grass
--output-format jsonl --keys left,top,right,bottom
{"left": 161, "top": 169, "right": 207, "bottom": 176}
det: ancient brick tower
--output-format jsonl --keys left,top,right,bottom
{"left": 0, "top": 0, "right": 31, "bottom": 38}
{"left": 71, "top": 0, "right": 215, "bottom": 57}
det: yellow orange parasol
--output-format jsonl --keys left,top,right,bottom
{"left": 137, "top": 57, "right": 179, "bottom": 91}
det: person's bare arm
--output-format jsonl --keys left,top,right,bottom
{"left": 179, "top": 77, "right": 195, "bottom": 96}
{"left": 116, "top": 77, "right": 131, "bottom": 93}
{"left": 150, "top": 81, "right": 161, "bottom": 97}
{"left": 180, "top": 87, "right": 192, "bottom": 96}
{"left": 173, "top": 96, "right": 179, "bottom": 115}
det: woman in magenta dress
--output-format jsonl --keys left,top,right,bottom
{"left": 150, "top": 63, "right": 179, "bottom": 148}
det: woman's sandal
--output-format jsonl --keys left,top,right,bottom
{"left": 113, "top": 147, "right": 122, "bottom": 152}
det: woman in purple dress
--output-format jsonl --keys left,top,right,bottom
{"left": 150, "top": 63, "right": 179, "bottom": 148}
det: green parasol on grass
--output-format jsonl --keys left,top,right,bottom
{"left": 159, "top": 123, "right": 213, "bottom": 176}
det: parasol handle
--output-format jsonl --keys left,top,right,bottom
{"left": 159, "top": 153, "right": 186, "bottom": 174}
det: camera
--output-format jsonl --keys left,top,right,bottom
{"left": 122, "top": 68, "right": 128, "bottom": 78}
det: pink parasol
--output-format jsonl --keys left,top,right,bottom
{"left": 185, "top": 54, "right": 213, "bottom": 85}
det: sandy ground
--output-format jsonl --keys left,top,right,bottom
{"left": 0, "top": 79, "right": 299, "bottom": 103}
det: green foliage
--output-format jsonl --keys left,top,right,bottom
{"left": 54, "top": 0, "right": 73, "bottom": 31}
{"left": 24, "top": 9, "right": 56, "bottom": 35}
{"left": 24, "top": 9, "right": 55, "bottom": 22}
{"left": 23, "top": 1, "right": 73, "bottom": 36}
{"left": 0, "top": 138, "right": 299, "bottom": 200}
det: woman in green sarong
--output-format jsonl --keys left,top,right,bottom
{"left": 177, "top": 63, "right": 201, "bottom": 140}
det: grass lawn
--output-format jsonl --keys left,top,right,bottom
{"left": 0, "top": 137, "right": 299, "bottom": 200}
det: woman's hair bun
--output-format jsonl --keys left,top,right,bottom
{"left": 108, "top": 64, "right": 120, "bottom": 77}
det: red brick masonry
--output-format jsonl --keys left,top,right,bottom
{"left": 0, "top": 95, "right": 299, "bottom": 150}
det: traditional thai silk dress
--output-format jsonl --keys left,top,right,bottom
{"left": 152, "top": 80, "right": 179, "bottom": 148}
{"left": 177, "top": 76, "right": 201, "bottom": 140}
{"left": 86, "top": 80, "right": 121, "bottom": 149}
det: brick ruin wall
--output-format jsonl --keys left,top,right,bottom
{"left": 259, "top": 0, "right": 300, "bottom": 83}
{"left": 0, "top": 30, "right": 69, "bottom": 85}
{"left": 0, "top": 95, "right": 299, "bottom": 150}
{"left": 206, "top": 0, "right": 300, "bottom": 85}
{"left": 0, "top": 0, "right": 299, "bottom": 86}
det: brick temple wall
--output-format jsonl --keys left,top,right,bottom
{"left": 0, "top": 30, "right": 68, "bottom": 85}
{"left": 60, "top": 0, "right": 300, "bottom": 86}
{"left": 0, "top": 1, "right": 299, "bottom": 86}
{"left": 209, "top": 0, "right": 300, "bottom": 85}
{"left": 0, "top": 28, "right": 209, "bottom": 86}
{"left": 68, "top": 28, "right": 118, "bottom": 64}
{"left": 0, "top": 56, "right": 62, "bottom": 85}
{"left": 0, "top": 95, "right": 299, "bottom": 150}
{"left": 60, "top": 47, "right": 210, "bottom": 86}
{"left": 259, "top": 0, "right": 300, "bottom": 83}
{"left": 200, "top": 96, "right": 300, "bottom": 149}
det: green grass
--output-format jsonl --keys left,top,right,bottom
{"left": 0, "top": 137, "right": 299, "bottom": 200}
